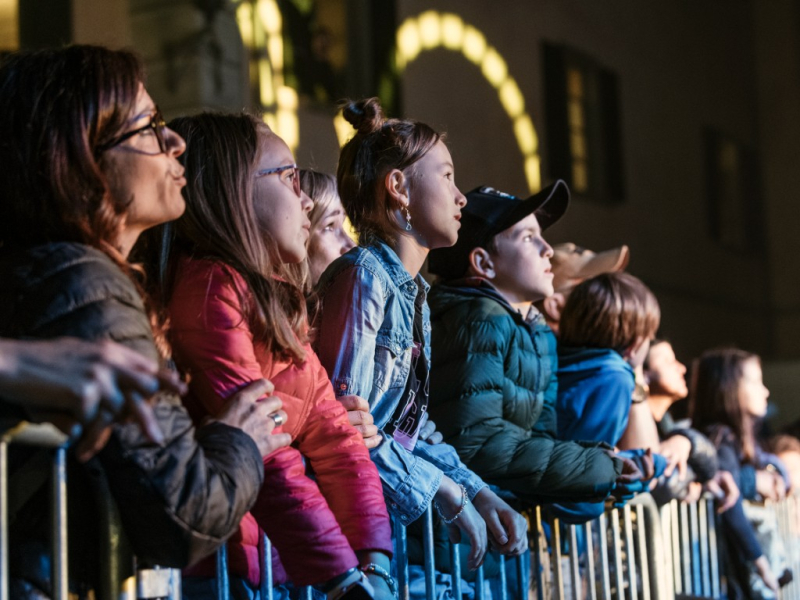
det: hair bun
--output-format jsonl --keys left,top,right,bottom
{"left": 343, "top": 97, "right": 385, "bottom": 135}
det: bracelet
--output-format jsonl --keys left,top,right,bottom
{"left": 318, "top": 566, "right": 360, "bottom": 594}
{"left": 434, "top": 483, "right": 468, "bottom": 524}
{"left": 361, "top": 563, "right": 397, "bottom": 597}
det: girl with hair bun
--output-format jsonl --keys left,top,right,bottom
{"left": 315, "top": 98, "right": 527, "bottom": 571}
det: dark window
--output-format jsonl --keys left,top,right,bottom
{"left": 543, "top": 43, "right": 624, "bottom": 203}
{"left": 704, "top": 129, "right": 764, "bottom": 255}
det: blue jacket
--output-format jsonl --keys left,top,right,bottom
{"left": 314, "top": 240, "right": 486, "bottom": 524}
{"left": 556, "top": 346, "right": 635, "bottom": 446}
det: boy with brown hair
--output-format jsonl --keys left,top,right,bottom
{"left": 556, "top": 271, "right": 660, "bottom": 446}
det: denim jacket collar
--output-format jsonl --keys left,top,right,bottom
{"left": 364, "top": 239, "right": 431, "bottom": 298}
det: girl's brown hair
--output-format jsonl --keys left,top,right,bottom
{"left": 559, "top": 272, "right": 661, "bottom": 353}
{"left": 690, "top": 347, "right": 760, "bottom": 463}
{"left": 337, "top": 97, "right": 441, "bottom": 246}
{"left": 0, "top": 45, "right": 168, "bottom": 348}
{"left": 159, "top": 112, "right": 307, "bottom": 362}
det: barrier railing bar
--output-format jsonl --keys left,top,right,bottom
{"left": 623, "top": 505, "right": 638, "bottom": 600}
{"left": 515, "top": 547, "right": 526, "bottom": 600}
{"left": 634, "top": 504, "right": 650, "bottom": 600}
{"left": 216, "top": 543, "right": 230, "bottom": 600}
{"left": 668, "top": 502, "right": 681, "bottom": 596}
{"left": 52, "top": 447, "right": 68, "bottom": 600}
{"left": 679, "top": 502, "right": 691, "bottom": 595}
{"left": 259, "top": 532, "right": 273, "bottom": 600}
{"left": 533, "top": 506, "right": 545, "bottom": 600}
{"left": 610, "top": 509, "right": 623, "bottom": 600}
{"left": 706, "top": 498, "right": 720, "bottom": 600}
{"left": 698, "top": 499, "right": 710, "bottom": 597}
{"left": 568, "top": 525, "right": 581, "bottom": 600}
{"left": 689, "top": 501, "right": 702, "bottom": 595}
{"left": 498, "top": 554, "right": 508, "bottom": 600}
{"left": 598, "top": 512, "right": 612, "bottom": 600}
{"left": 0, "top": 441, "right": 7, "bottom": 600}
{"left": 552, "top": 518, "right": 564, "bottom": 600}
{"left": 394, "top": 517, "right": 409, "bottom": 600}
{"left": 449, "top": 539, "right": 462, "bottom": 600}
{"left": 585, "top": 520, "right": 597, "bottom": 600}
{"left": 475, "top": 563, "right": 485, "bottom": 600}
{"left": 422, "top": 507, "right": 435, "bottom": 600}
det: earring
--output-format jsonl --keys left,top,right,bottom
{"left": 404, "top": 206, "right": 412, "bottom": 231}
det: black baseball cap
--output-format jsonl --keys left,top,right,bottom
{"left": 428, "top": 180, "right": 570, "bottom": 281}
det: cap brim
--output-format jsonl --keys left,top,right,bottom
{"left": 497, "top": 179, "right": 570, "bottom": 233}
{"left": 575, "top": 245, "right": 630, "bottom": 279}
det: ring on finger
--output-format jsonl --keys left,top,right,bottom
{"left": 268, "top": 412, "right": 285, "bottom": 427}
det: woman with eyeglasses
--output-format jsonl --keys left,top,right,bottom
{"left": 0, "top": 46, "right": 287, "bottom": 598}
{"left": 147, "top": 112, "right": 393, "bottom": 600}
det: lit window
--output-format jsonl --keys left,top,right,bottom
{"left": 543, "top": 43, "right": 624, "bottom": 203}
{"left": 0, "top": 0, "right": 18, "bottom": 54}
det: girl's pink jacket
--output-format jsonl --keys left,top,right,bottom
{"left": 169, "top": 257, "right": 392, "bottom": 586}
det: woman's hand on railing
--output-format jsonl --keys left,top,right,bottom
{"left": 435, "top": 475, "right": 487, "bottom": 570}
{"left": 211, "top": 379, "right": 292, "bottom": 458}
{"left": 705, "top": 470, "right": 740, "bottom": 513}
{"left": 339, "top": 395, "right": 380, "bottom": 449}
{"left": 756, "top": 468, "right": 787, "bottom": 502}
{"left": 754, "top": 555, "right": 779, "bottom": 593}
{"left": 472, "top": 488, "right": 528, "bottom": 557}
{"left": 0, "top": 338, "right": 188, "bottom": 461}
{"left": 659, "top": 434, "right": 692, "bottom": 479}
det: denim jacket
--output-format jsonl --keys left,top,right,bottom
{"left": 315, "top": 240, "right": 486, "bottom": 524}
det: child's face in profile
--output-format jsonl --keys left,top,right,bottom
{"left": 488, "top": 213, "right": 555, "bottom": 305}
{"left": 740, "top": 357, "right": 769, "bottom": 418}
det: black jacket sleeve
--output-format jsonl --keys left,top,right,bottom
{"left": 9, "top": 246, "right": 264, "bottom": 567}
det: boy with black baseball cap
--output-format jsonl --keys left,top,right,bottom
{"left": 426, "top": 181, "right": 651, "bottom": 512}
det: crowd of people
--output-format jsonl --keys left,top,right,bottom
{"left": 0, "top": 44, "right": 797, "bottom": 600}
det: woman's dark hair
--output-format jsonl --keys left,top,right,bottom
{"left": 337, "top": 97, "right": 441, "bottom": 246}
{"left": 151, "top": 112, "right": 307, "bottom": 362}
{"left": 0, "top": 45, "right": 142, "bottom": 252}
{"left": 690, "top": 347, "right": 760, "bottom": 463}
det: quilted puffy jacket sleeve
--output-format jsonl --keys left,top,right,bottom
{"left": 431, "top": 316, "right": 622, "bottom": 503}
{"left": 0, "top": 243, "right": 264, "bottom": 568}
{"left": 168, "top": 259, "right": 387, "bottom": 583}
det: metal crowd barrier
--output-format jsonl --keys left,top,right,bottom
{"left": 0, "top": 420, "right": 181, "bottom": 600}
{"left": 758, "top": 495, "right": 800, "bottom": 600}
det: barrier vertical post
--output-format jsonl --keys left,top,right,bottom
{"left": 598, "top": 513, "right": 612, "bottom": 600}
{"left": 515, "top": 551, "right": 527, "bottom": 600}
{"left": 498, "top": 554, "right": 508, "bottom": 600}
{"left": 679, "top": 502, "right": 691, "bottom": 595}
{"left": 52, "top": 447, "right": 68, "bottom": 600}
{"left": 552, "top": 519, "right": 564, "bottom": 600}
{"left": 0, "top": 441, "right": 7, "bottom": 600}
{"left": 689, "top": 501, "right": 702, "bottom": 594}
{"left": 669, "top": 501, "right": 681, "bottom": 596}
{"left": 610, "top": 509, "right": 624, "bottom": 600}
{"left": 707, "top": 498, "right": 720, "bottom": 600}
{"left": 634, "top": 504, "right": 650, "bottom": 600}
{"left": 260, "top": 532, "right": 273, "bottom": 600}
{"left": 394, "top": 516, "right": 409, "bottom": 600}
{"left": 698, "top": 500, "right": 711, "bottom": 597}
{"left": 475, "top": 564, "right": 485, "bottom": 600}
{"left": 568, "top": 525, "right": 581, "bottom": 600}
{"left": 216, "top": 545, "right": 230, "bottom": 600}
{"left": 449, "top": 540, "right": 462, "bottom": 600}
{"left": 622, "top": 505, "right": 638, "bottom": 600}
{"left": 422, "top": 507, "right": 435, "bottom": 600}
{"left": 585, "top": 520, "right": 597, "bottom": 600}
{"left": 533, "top": 507, "right": 545, "bottom": 600}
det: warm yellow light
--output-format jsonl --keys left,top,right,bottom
{"left": 397, "top": 19, "right": 421, "bottom": 66}
{"left": 418, "top": 11, "right": 441, "bottom": 49}
{"left": 499, "top": 79, "right": 524, "bottom": 118}
{"left": 570, "top": 132, "right": 586, "bottom": 160}
{"left": 276, "top": 110, "right": 299, "bottom": 150}
{"left": 263, "top": 113, "right": 277, "bottom": 131}
{"left": 514, "top": 115, "right": 538, "bottom": 155}
{"left": 259, "top": 59, "right": 275, "bottom": 106}
{"left": 462, "top": 26, "right": 487, "bottom": 64}
{"left": 481, "top": 48, "right": 507, "bottom": 88}
{"left": 258, "top": 0, "right": 282, "bottom": 35}
{"left": 440, "top": 13, "right": 464, "bottom": 50}
{"left": 334, "top": 110, "right": 353, "bottom": 148}
{"left": 236, "top": 3, "right": 254, "bottom": 48}
{"left": 277, "top": 85, "right": 298, "bottom": 110}
{"left": 268, "top": 35, "right": 283, "bottom": 73}
{"left": 525, "top": 156, "right": 542, "bottom": 193}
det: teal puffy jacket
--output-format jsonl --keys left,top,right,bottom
{"left": 428, "top": 278, "right": 623, "bottom": 505}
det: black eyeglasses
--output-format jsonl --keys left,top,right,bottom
{"left": 97, "top": 108, "right": 168, "bottom": 154}
{"left": 255, "top": 163, "right": 301, "bottom": 198}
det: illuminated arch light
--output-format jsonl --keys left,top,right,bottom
{"left": 394, "top": 11, "right": 540, "bottom": 193}
{"left": 236, "top": 0, "right": 300, "bottom": 154}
